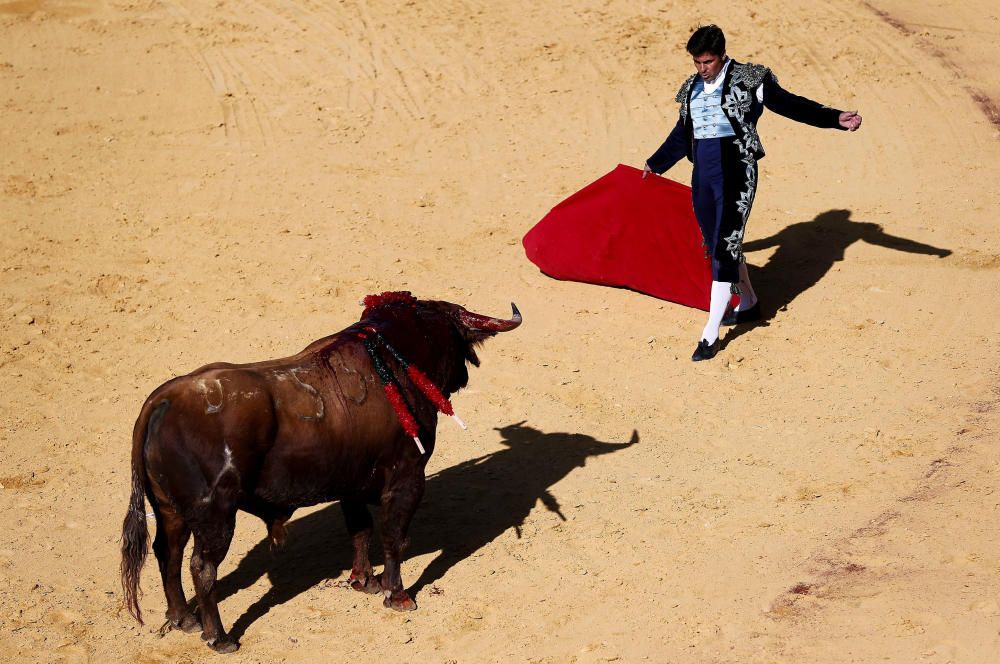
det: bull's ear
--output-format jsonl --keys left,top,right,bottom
{"left": 463, "top": 326, "right": 499, "bottom": 345}
{"left": 456, "top": 302, "right": 521, "bottom": 364}
{"left": 464, "top": 343, "right": 482, "bottom": 367}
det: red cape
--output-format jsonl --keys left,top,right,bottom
{"left": 523, "top": 164, "right": 711, "bottom": 311}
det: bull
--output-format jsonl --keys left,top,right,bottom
{"left": 120, "top": 292, "right": 521, "bottom": 653}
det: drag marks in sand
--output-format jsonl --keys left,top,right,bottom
{"left": 762, "top": 384, "right": 1000, "bottom": 661}
{"left": 863, "top": 0, "right": 1000, "bottom": 132}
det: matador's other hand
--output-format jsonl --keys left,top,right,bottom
{"left": 642, "top": 162, "right": 653, "bottom": 179}
{"left": 839, "top": 111, "right": 862, "bottom": 131}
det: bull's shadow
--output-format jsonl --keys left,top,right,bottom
{"left": 214, "top": 422, "right": 636, "bottom": 641}
{"left": 724, "top": 208, "right": 951, "bottom": 344}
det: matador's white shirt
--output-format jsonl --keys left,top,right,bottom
{"left": 704, "top": 58, "right": 765, "bottom": 103}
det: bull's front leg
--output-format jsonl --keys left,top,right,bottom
{"left": 341, "top": 499, "right": 380, "bottom": 594}
{"left": 378, "top": 468, "right": 425, "bottom": 611}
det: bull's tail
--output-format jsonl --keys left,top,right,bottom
{"left": 120, "top": 398, "right": 169, "bottom": 625}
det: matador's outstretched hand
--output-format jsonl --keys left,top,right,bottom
{"left": 839, "top": 111, "right": 863, "bottom": 131}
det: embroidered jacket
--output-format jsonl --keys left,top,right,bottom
{"left": 647, "top": 60, "right": 845, "bottom": 173}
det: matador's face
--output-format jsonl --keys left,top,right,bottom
{"left": 692, "top": 51, "right": 726, "bottom": 82}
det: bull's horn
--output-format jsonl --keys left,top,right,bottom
{"left": 459, "top": 303, "right": 522, "bottom": 332}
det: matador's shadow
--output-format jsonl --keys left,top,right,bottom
{"left": 724, "top": 208, "right": 951, "bottom": 344}
{"left": 214, "top": 422, "right": 637, "bottom": 641}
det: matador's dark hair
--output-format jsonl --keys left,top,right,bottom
{"left": 687, "top": 25, "right": 726, "bottom": 56}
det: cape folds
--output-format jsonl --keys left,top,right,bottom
{"left": 522, "top": 164, "right": 711, "bottom": 311}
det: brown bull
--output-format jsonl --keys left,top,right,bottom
{"left": 120, "top": 292, "right": 521, "bottom": 653}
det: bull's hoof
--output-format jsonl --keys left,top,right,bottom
{"left": 383, "top": 591, "right": 417, "bottom": 612}
{"left": 178, "top": 613, "right": 203, "bottom": 633}
{"left": 202, "top": 634, "right": 240, "bottom": 654}
{"left": 158, "top": 613, "right": 202, "bottom": 637}
{"left": 350, "top": 573, "right": 382, "bottom": 594}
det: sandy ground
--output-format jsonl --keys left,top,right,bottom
{"left": 2, "top": 1, "right": 999, "bottom": 662}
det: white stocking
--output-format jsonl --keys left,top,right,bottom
{"left": 701, "top": 281, "right": 732, "bottom": 344}
{"left": 736, "top": 262, "right": 757, "bottom": 311}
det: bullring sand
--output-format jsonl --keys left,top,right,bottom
{"left": 1, "top": 1, "right": 999, "bottom": 662}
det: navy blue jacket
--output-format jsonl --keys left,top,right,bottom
{"left": 647, "top": 60, "right": 845, "bottom": 173}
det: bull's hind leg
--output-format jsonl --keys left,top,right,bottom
{"left": 190, "top": 513, "right": 239, "bottom": 654}
{"left": 341, "top": 499, "right": 380, "bottom": 593}
{"left": 151, "top": 504, "right": 200, "bottom": 634}
{"left": 378, "top": 472, "right": 425, "bottom": 611}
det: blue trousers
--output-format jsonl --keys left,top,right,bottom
{"left": 691, "top": 137, "right": 757, "bottom": 283}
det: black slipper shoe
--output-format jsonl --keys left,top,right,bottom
{"left": 691, "top": 338, "right": 720, "bottom": 361}
{"left": 722, "top": 302, "right": 761, "bottom": 326}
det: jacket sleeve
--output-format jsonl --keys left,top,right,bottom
{"left": 646, "top": 115, "right": 688, "bottom": 174}
{"left": 762, "top": 73, "right": 845, "bottom": 130}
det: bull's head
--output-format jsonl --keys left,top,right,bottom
{"left": 361, "top": 291, "right": 522, "bottom": 393}
{"left": 440, "top": 300, "right": 521, "bottom": 366}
